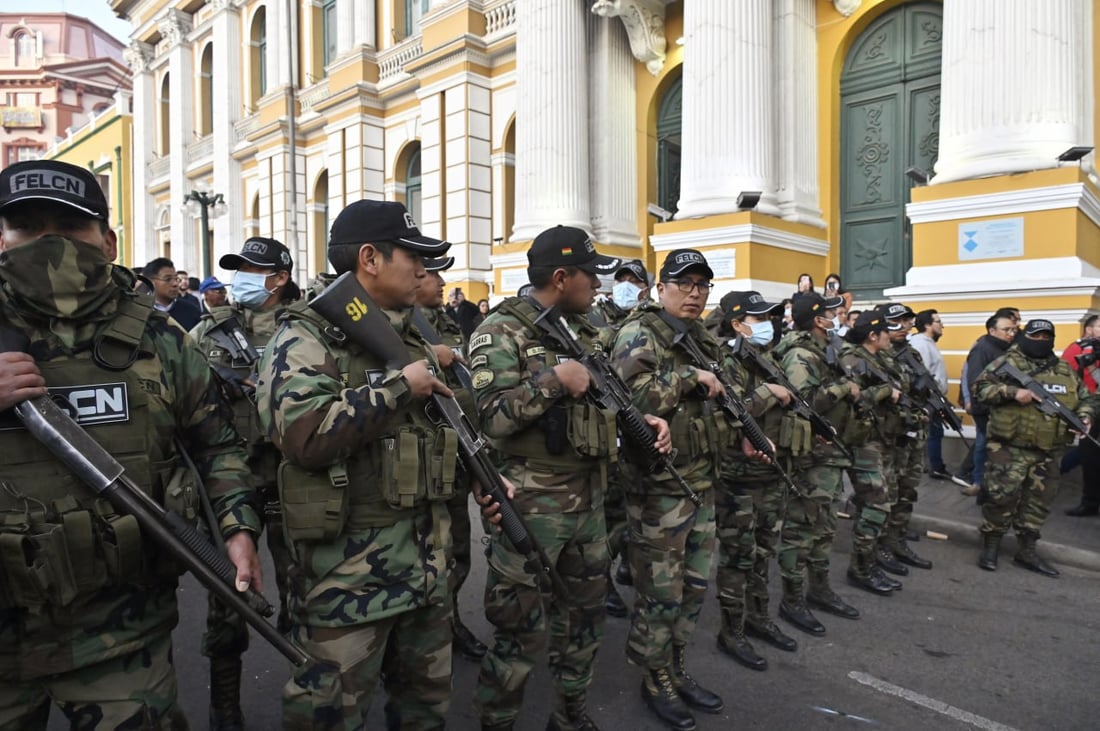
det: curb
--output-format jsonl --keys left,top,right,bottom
{"left": 909, "top": 513, "right": 1100, "bottom": 574}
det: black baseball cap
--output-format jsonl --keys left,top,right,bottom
{"left": 424, "top": 256, "right": 454, "bottom": 272}
{"left": 854, "top": 310, "right": 889, "bottom": 331}
{"left": 328, "top": 200, "right": 450, "bottom": 255}
{"left": 881, "top": 302, "right": 915, "bottom": 320}
{"left": 1024, "top": 319, "right": 1055, "bottom": 337}
{"left": 0, "top": 160, "right": 109, "bottom": 220}
{"left": 660, "top": 249, "right": 714, "bottom": 280}
{"left": 792, "top": 292, "right": 845, "bottom": 327}
{"left": 722, "top": 290, "right": 782, "bottom": 318}
{"left": 527, "top": 225, "right": 618, "bottom": 275}
{"left": 220, "top": 236, "right": 294, "bottom": 271}
{"left": 615, "top": 259, "right": 648, "bottom": 283}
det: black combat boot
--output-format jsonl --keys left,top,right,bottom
{"left": 605, "top": 569, "right": 628, "bottom": 618}
{"left": 717, "top": 607, "right": 767, "bottom": 670}
{"left": 875, "top": 544, "right": 909, "bottom": 576}
{"left": 744, "top": 616, "right": 798, "bottom": 652}
{"left": 1013, "top": 532, "right": 1060, "bottom": 577}
{"left": 978, "top": 533, "right": 1001, "bottom": 571}
{"left": 671, "top": 644, "right": 724, "bottom": 713}
{"left": 846, "top": 552, "right": 894, "bottom": 596}
{"left": 870, "top": 564, "right": 902, "bottom": 591}
{"left": 641, "top": 667, "right": 696, "bottom": 731}
{"left": 893, "top": 540, "right": 933, "bottom": 569}
{"left": 615, "top": 559, "right": 633, "bottom": 586}
{"left": 778, "top": 578, "right": 825, "bottom": 636}
{"left": 482, "top": 722, "right": 515, "bottom": 731}
{"left": 453, "top": 614, "right": 488, "bottom": 661}
{"left": 1065, "top": 502, "right": 1099, "bottom": 517}
{"left": 807, "top": 570, "right": 860, "bottom": 620}
{"left": 209, "top": 655, "right": 244, "bottom": 731}
{"left": 547, "top": 695, "right": 600, "bottom": 731}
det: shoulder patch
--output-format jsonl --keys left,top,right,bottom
{"left": 469, "top": 333, "right": 493, "bottom": 353}
{"left": 472, "top": 369, "right": 495, "bottom": 389}
{"left": 470, "top": 354, "right": 488, "bottom": 369}
{"left": 524, "top": 345, "right": 546, "bottom": 358}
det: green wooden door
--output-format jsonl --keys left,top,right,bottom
{"left": 840, "top": 3, "right": 941, "bottom": 298}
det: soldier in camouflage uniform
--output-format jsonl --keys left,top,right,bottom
{"left": 256, "top": 200, "right": 458, "bottom": 729}
{"left": 414, "top": 254, "right": 488, "bottom": 662}
{"left": 0, "top": 159, "right": 262, "bottom": 728}
{"left": 975, "top": 319, "right": 1097, "bottom": 576}
{"left": 190, "top": 236, "right": 301, "bottom": 730}
{"left": 878, "top": 303, "right": 934, "bottom": 572}
{"left": 773, "top": 293, "right": 862, "bottom": 637}
{"left": 711, "top": 291, "right": 799, "bottom": 670}
{"left": 837, "top": 311, "right": 903, "bottom": 596}
{"left": 612, "top": 249, "right": 760, "bottom": 731}
{"left": 472, "top": 226, "right": 658, "bottom": 731}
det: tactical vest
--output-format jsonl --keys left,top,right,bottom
{"left": 876, "top": 348, "right": 913, "bottom": 438}
{"left": 774, "top": 332, "right": 862, "bottom": 453}
{"left": 275, "top": 303, "right": 458, "bottom": 544}
{"left": 491, "top": 297, "right": 617, "bottom": 472}
{"left": 987, "top": 355, "right": 1081, "bottom": 450}
{"left": 835, "top": 343, "right": 883, "bottom": 446}
{"left": 0, "top": 296, "right": 192, "bottom": 613}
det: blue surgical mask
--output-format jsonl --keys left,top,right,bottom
{"left": 612, "top": 280, "right": 643, "bottom": 308}
{"left": 748, "top": 320, "right": 774, "bottom": 346}
{"left": 231, "top": 271, "right": 274, "bottom": 309}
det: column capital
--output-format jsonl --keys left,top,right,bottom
{"left": 123, "top": 41, "right": 153, "bottom": 73}
{"left": 591, "top": 0, "right": 674, "bottom": 76}
{"left": 156, "top": 9, "right": 193, "bottom": 49}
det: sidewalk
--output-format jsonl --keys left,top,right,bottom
{"left": 900, "top": 439, "right": 1100, "bottom": 572}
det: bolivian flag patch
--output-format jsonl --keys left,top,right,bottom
{"left": 561, "top": 247, "right": 573, "bottom": 256}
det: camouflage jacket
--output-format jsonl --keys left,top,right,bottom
{"left": 874, "top": 346, "right": 917, "bottom": 438}
{"left": 0, "top": 263, "right": 258, "bottom": 673}
{"left": 611, "top": 303, "right": 730, "bottom": 493}
{"left": 836, "top": 342, "right": 896, "bottom": 445}
{"left": 976, "top": 346, "right": 1097, "bottom": 451}
{"left": 256, "top": 296, "right": 453, "bottom": 625}
{"left": 419, "top": 304, "right": 478, "bottom": 422}
{"left": 721, "top": 338, "right": 787, "bottom": 483}
{"left": 469, "top": 296, "right": 614, "bottom": 514}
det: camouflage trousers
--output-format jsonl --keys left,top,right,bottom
{"left": 883, "top": 435, "right": 925, "bottom": 548}
{"left": 846, "top": 442, "right": 889, "bottom": 561}
{"left": 476, "top": 507, "right": 608, "bottom": 727}
{"left": 980, "top": 441, "right": 1061, "bottom": 538}
{"left": 715, "top": 478, "right": 785, "bottom": 631}
{"left": 283, "top": 602, "right": 451, "bottom": 730}
{"left": 446, "top": 488, "right": 473, "bottom": 604}
{"left": 203, "top": 489, "right": 293, "bottom": 657}
{"left": 604, "top": 469, "right": 629, "bottom": 562}
{"left": 778, "top": 461, "right": 845, "bottom": 595}
{"left": 0, "top": 627, "right": 186, "bottom": 730}
{"left": 625, "top": 489, "right": 716, "bottom": 671}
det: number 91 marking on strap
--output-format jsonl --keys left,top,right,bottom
{"left": 346, "top": 297, "right": 368, "bottom": 321}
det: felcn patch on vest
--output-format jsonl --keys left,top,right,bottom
{"left": 0, "top": 383, "right": 138, "bottom": 431}
{"left": 468, "top": 333, "right": 492, "bottom": 353}
{"left": 471, "top": 369, "right": 494, "bottom": 389}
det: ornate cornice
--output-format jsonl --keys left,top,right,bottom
{"left": 591, "top": 0, "right": 673, "bottom": 76}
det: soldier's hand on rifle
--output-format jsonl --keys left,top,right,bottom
{"left": 1014, "top": 388, "right": 1038, "bottom": 405}
{"left": 472, "top": 476, "right": 518, "bottom": 529}
{"left": 431, "top": 344, "right": 456, "bottom": 368}
{"left": 740, "top": 435, "right": 773, "bottom": 464}
{"left": 644, "top": 414, "right": 672, "bottom": 454}
{"left": 889, "top": 388, "right": 902, "bottom": 403}
{"left": 226, "top": 531, "right": 264, "bottom": 593}
{"left": 402, "top": 360, "right": 453, "bottom": 399}
{"left": 1080, "top": 416, "right": 1094, "bottom": 437}
{"left": 695, "top": 368, "right": 725, "bottom": 399}
{"left": 553, "top": 360, "right": 592, "bottom": 398}
{"left": 846, "top": 381, "right": 861, "bottom": 401}
{"left": 766, "top": 383, "right": 793, "bottom": 406}
{"left": 0, "top": 352, "right": 47, "bottom": 411}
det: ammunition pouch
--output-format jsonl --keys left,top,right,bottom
{"left": 669, "top": 405, "right": 728, "bottom": 467}
{"left": 778, "top": 412, "right": 814, "bottom": 457}
{"left": 278, "top": 462, "right": 350, "bottom": 543}
{"left": 568, "top": 402, "right": 617, "bottom": 461}
{"left": 539, "top": 404, "right": 570, "bottom": 456}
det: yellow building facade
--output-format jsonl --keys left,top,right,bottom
{"left": 109, "top": 0, "right": 1100, "bottom": 402}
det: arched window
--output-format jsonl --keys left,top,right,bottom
{"left": 199, "top": 44, "right": 213, "bottom": 136}
{"left": 503, "top": 119, "right": 515, "bottom": 243}
{"left": 250, "top": 7, "right": 267, "bottom": 108}
{"left": 15, "top": 32, "right": 35, "bottom": 67}
{"left": 158, "top": 73, "right": 171, "bottom": 155}
{"left": 313, "top": 170, "right": 329, "bottom": 274}
{"left": 405, "top": 145, "right": 422, "bottom": 224}
{"left": 322, "top": 0, "right": 338, "bottom": 67}
{"left": 656, "top": 73, "right": 682, "bottom": 217}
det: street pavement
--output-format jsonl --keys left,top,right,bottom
{"left": 45, "top": 436, "right": 1100, "bottom": 729}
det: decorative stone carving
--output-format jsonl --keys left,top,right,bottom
{"left": 156, "top": 9, "right": 192, "bottom": 48}
{"left": 123, "top": 42, "right": 152, "bottom": 73}
{"left": 591, "top": 0, "right": 672, "bottom": 76}
{"left": 833, "top": 0, "right": 862, "bottom": 17}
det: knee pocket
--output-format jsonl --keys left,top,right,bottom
{"left": 559, "top": 538, "right": 609, "bottom": 611}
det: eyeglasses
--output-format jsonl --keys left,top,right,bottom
{"left": 152, "top": 275, "right": 177, "bottom": 283}
{"left": 664, "top": 279, "right": 712, "bottom": 295}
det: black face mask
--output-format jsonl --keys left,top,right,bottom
{"left": 990, "top": 333, "right": 1013, "bottom": 351}
{"left": 1018, "top": 337, "right": 1054, "bottom": 360}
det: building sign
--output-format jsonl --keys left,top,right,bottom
{"left": 501, "top": 267, "right": 528, "bottom": 294}
{"left": 0, "top": 106, "right": 42, "bottom": 128}
{"left": 707, "top": 249, "right": 736, "bottom": 279}
{"left": 957, "top": 217, "right": 1024, "bottom": 261}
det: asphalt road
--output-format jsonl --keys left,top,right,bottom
{"left": 48, "top": 501, "right": 1100, "bottom": 730}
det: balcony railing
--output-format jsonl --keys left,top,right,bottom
{"left": 187, "top": 134, "right": 213, "bottom": 163}
{"left": 148, "top": 155, "right": 170, "bottom": 180}
{"left": 299, "top": 79, "right": 330, "bottom": 113}
{"left": 379, "top": 37, "right": 423, "bottom": 83}
{"left": 234, "top": 113, "right": 260, "bottom": 144}
{"left": 485, "top": 0, "right": 517, "bottom": 37}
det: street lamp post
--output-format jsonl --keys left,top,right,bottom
{"left": 182, "top": 189, "right": 227, "bottom": 276}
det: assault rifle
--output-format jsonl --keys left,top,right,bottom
{"left": 205, "top": 313, "right": 260, "bottom": 399}
{"left": 411, "top": 307, "right": 474, "bottom": 392}
{"left": 655, "top": 312, "right": 801, "bottom": 496}
{"left": 309, "top": 274, "right": 568, "bottom": 596}
{"left": 992, "top": 360, "right": 1100, "bottom": 448}
{"left": 0, "top": 329, "right": 310, "bottom": 668}
{"left": 531, "top": 305, "right": 702, "bottom": 506}
{"left": 727, "top": 335, "right": 852, "bottom": 460}
{"left": 894, "top": 346, "right": 970, "bottom": 447}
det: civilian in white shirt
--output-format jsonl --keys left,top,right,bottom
{"left": 909, "top": 309, "right": 949, "bottom": 479}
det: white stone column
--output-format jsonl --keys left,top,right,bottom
{"left": 676, "top": 0, "right": 779, "bottom": 219}
{"left": 588, "top": 14, "right": 640, "bottom": 247}
{"left": 353, "top": 0, "right": 376, "bottom": 49}
{"left": 211, "top": 3, "right": 243, "bottom": 272}
{"left": 267, "top": 0, "right": 291, "bottom": 89}
{"left": 160, "top": 10, "right": 196, "bottom": 271}
{"left": 934, "top": 0, "right": 1093, "bottom": 184}
{"left": 512, "top": 0, "right": 590, "bottom": 240}
{"left": 773, "top": 0, "right": 824, "bottom": 227}
{"left": 337, "top": 0, "right": 355, "bottom": 54}
{"left": 124, "top": 42, "right": 156, "bottom": 265}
